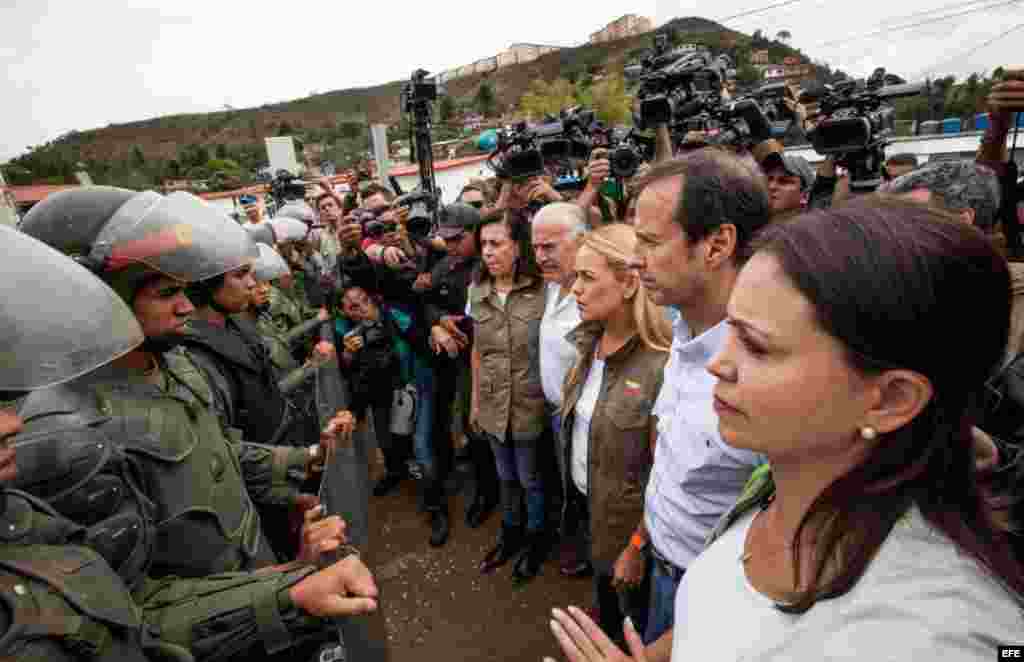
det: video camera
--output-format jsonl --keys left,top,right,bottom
{"left": 401, "top": 69, "right": 443, "bottom": 113}
{"left": 800, "top": 68, "right": 926, "bottom": 190}
{"left": 624, "top": 37, "right": 734, "bottom": 130}
{"left": 487, "top": 107, "right": 597, "bottom": 180}
{"left": 400, "top": 69, "right": 444, "bottom": 236}
{"left": 269, "top": 170, "right": 307, "bottom": 208}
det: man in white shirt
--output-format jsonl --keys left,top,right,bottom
{"left": 531, "top": 203, "right": 587, "bottom": 539}
{"left": 627, "top": 149, "right": 772, "bottom": 655}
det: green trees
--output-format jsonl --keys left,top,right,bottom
{"left": 475, "top": 82, "right": 497, "bottom": 117}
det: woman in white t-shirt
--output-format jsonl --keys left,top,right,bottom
{"left": 548, "top": 197, "right": 1024, "bottom": 662}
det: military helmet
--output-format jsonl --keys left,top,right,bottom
{"left": 19, "top": 186, "right": 259, "bottom": 302}
{"left": 252, "top": 243, "right": 291, "bottom": 282}
{"left": 1, "top": 226, "right": 144, "bottom": 393}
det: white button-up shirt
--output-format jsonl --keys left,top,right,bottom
{"left": 540, "top": 282, "right": 582, "bottom": 409}
{"left": 644, "top": 316, "right": 766, "bottom": 571}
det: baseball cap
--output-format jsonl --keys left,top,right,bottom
{"left": 438, "top": 202, "right": 481, "bottom": 239}
{"left": 762, "top": 152, "right": 815, "bottom": 191}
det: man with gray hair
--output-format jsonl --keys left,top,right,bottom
{"left": 531, "top": 202, "right": 588, "bottom": 570}
{"left": 883, "top": 159, "right": 1001, "bottom": 229}
{"left": 883, "top": 158, "right": 1024, "bottom": 363}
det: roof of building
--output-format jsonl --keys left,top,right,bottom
{"left": 3, "top": 184, "right": 79, "bottom": 205}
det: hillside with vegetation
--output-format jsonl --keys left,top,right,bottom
{"left": 4, "top": 15, "right": 995, "bottom": 192}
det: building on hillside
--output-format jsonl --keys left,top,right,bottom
{"left": 474, "top": 57, "right": 498, "bottom": 75}
{"left": 764, "top": 66, "right": 785, "bottom": 80}
{"left": 750, "top": 50, "right": 770, "bottom": 65}
{"left": 589, "top": 14, "right": 654, "bottom": 44}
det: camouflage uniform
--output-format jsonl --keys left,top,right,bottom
{"left": 12, "top": 187, "right": 344, "bottom": 661}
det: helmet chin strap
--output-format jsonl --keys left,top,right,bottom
{"left": 141, "top": 333, "right": 186, "bottom": 355}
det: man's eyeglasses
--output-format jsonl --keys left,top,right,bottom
{"left": 465, "top": 200, "right": 484, "bottom": 209}
{"left": 444, "top": 232, "right": 466, "bottom": 243}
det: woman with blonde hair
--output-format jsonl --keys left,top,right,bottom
{"left": 559, "top": 222, "right": 672, "bottom": 643}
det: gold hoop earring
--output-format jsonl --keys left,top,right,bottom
{"left": 860, "top": 426, "right": 877, "bottom": 441}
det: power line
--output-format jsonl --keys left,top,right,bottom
{"left": 913, "top": 21, "right": 1024, "bottom": 79}
{"left": 812, "top": 0, "right": 1022, "bottom": 48}
{"left": 717, "top": 0, "right": 804, "bottom": 23}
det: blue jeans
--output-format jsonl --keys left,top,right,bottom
{"left": 489, "top": 438, "right": 545, "bottom": 532}
{"left": 412, "top": 360, "right": 435, "bottom": 476}
{"left": 644, "top": 557, "right": 683, "bottom": 645}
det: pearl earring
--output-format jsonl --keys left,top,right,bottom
{"left": 860, "top": 426, "right": 877, "bottom": 441}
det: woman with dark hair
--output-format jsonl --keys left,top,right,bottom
{"left": 549, "top": 197, "right": 1024, "bottom": 661}
{"left": 468, "top": 213, "right": 550, "bottom": 581}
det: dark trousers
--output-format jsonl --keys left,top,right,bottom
{"left": 368, "top": 390, "right": 411, "bottom": 477}
{"left": 425, "top": 353, "right": 461, "bottom": 512}
{"left": 566, "top": 482, "right": 651, "bottom": 644}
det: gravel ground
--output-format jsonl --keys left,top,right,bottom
{"left": 364, "top": 459, "right": 590, "bottom": 662}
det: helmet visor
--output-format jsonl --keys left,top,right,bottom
{"left": 93, "top": 191, "right": 258, "bottom": 282}
{"left": 0, "top": 227, "right": 144, "bottom": 391}
{"left": 252, "top": 243, "right": 291, "bottom": 282}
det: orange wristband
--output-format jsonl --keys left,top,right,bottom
{"left": 630, "top": 532, "right": 647, "bottom": 551}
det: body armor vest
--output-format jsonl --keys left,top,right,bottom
{"left": 254, "top": 314, "right": 300, "bottom": 375}
{"left": 17, "top": 363, "right": 273, "bottom": 581}
{"left": 0, "top": 490, "right": 152, "bottom": 662}
{"left": 183, "top": 318, "right": 290, "bottom": 445}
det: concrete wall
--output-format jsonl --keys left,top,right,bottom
{"left": 390, "top": 156, "right": 493, "bottom": 205}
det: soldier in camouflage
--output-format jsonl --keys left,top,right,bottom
{"left": 13, "top": 187, "right": 375, "bottom": 661}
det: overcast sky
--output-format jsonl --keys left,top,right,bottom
{"left": 2, "top": 0, "right": 1021, "bottom": 163}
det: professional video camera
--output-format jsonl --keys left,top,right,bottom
{"left": 400, "top": 69, "right": 445, "bottom": 236}
{"left": 269, "top": 170, "right": 307, "bottom": 209}
{"left": 800, "top": 68, "right": 926, "bottom": 191}
{"left": 487, "top": 107, "right": 596, "bottom": 180}
{"left": 749, "top": 81, "right": 797, "bottom": 124}
{"left": 624, "top": 36, "right": 734, "bottom": 130}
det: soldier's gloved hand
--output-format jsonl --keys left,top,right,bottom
{"left": 290, "top": 555, "right": 379, "bottom": 617}
{"left": 297, "top": 505, "right": 349, "bottom": 565}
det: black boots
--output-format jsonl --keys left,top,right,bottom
{"left": 429, "top": 509, "right": 450, "bottom": 547}
{"left": 465, "top": 492, "right": 499, "bottom": 528}
{"left": 512, "top": 529, "right": 549, "bottom": 582}
{"left": 479, "top": 523, "right": 524, "bottom": 574}
{"left": 465, "top": 433, "right": 499, "bottom": 527}
{"left": 372, "top": 470, "right": 406, "bottom": 497}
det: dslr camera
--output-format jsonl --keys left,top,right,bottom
{"left": 394, "top": 190, "right": 436, "bottom": 240}
{"left": 591, "top": 124, "right": 652, "bottom": 179}
{"left": 345, "top": 319, "right": 388, "bottom": 348}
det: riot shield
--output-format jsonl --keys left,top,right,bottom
{"left": 314, "top": 321, "right": 390, "bottom": 662}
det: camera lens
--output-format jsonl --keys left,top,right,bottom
{"left": 610, "top": 147, "right": 641, "bottom": 179}
{"left": 365, "top": 220, "right": 385, "bottom": 239}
